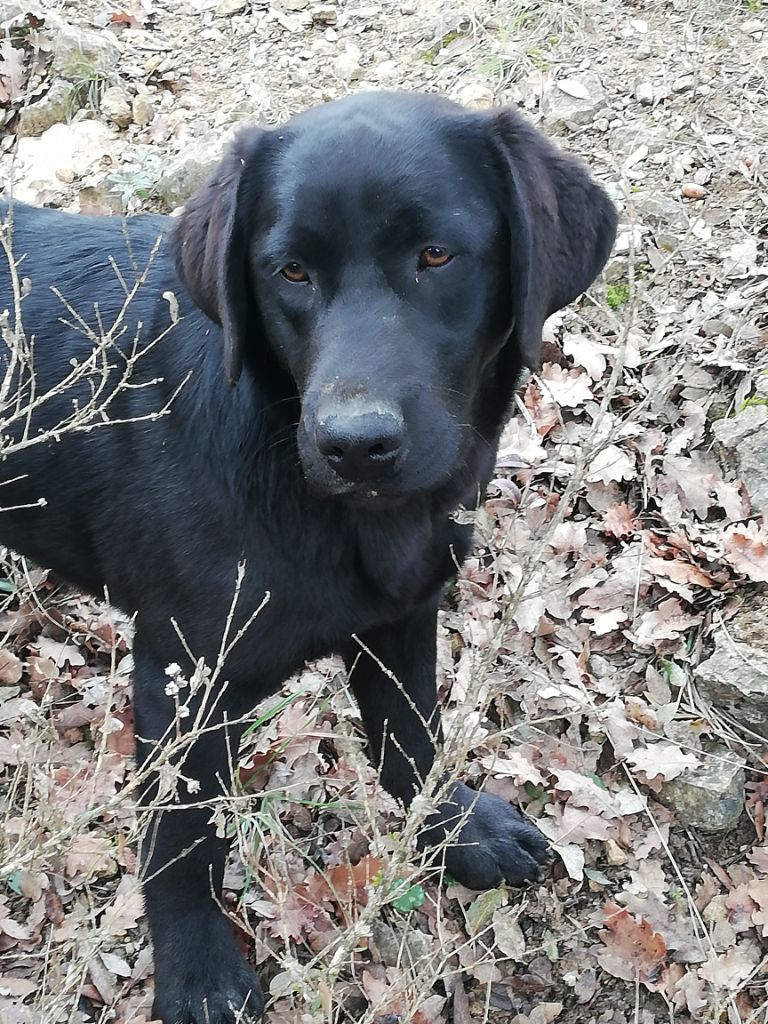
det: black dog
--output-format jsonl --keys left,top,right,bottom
{"left": 0, "top": 91, "right": 616, "bottom": 1022}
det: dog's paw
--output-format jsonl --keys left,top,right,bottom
{"left": 421, "top": 781, "right": 549, "bottom": 890}
{"left": 152, "top": 938, "right": 264, "bottom": 1023}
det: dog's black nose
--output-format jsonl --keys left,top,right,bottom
{"left": 316, "top": 410, "right": 404, "bottom": 482}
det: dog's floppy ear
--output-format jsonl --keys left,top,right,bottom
{"left": 488, "top": 108, "right": 617, "bottom": 370}
{"left": 171, "top": 128, "right": 266, "bottom": 385}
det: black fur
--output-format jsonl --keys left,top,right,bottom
{"left": 0, "top": 91, "right": 616, "bottom": 1023}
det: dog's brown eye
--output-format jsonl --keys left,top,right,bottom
{"left": 419, "top": 246, "right": 452, "bottom": 269}
{"left": 281, "top": 262, "right": 309, "bottom": 283}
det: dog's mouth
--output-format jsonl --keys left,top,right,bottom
{"left": 303, "top": 471, "right": 412, "bottom": 507}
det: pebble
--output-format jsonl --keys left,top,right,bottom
{"left": 215, "top": 0, "right": 248, "bottom": 12}
{"left": 333, "top": 45, "right": 362, "bottom": 82}
{"left": 132, "top": 94, "right": 155, "bottom": 127}
{"left": 101, "top": 85, "right": 133, "bottom": 128}
{"left": 312, "top": 4, "right": 337, "bottom": 25}
{"left": 456, "top": 83, "right": 495, "bottom": 110}
{"left": 635, "top": 81, "right": 654, "bottom": 105}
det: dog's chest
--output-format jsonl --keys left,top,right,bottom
{"left": 249, "top": 507, "right": 448, "bottom": 654}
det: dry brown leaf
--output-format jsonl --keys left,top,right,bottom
{"left": 747, "top": 878, "right": 768, "bottom": 937}
{"left": 597, "top": 901, "right": 667, "bottom": 987}
{"left": 602, "top": 502, "right": 635, "bottom": 538}
{"left": 666, "top": 964, "right": 708, "bottom": 1015}
{"left": 626, "top": 742, "right": 698, "bottom": 783}
{"left": 493, "top": 907, "right": 526, "bottom": 959}
{"left": 65, "top": 835, "right": 117, "bottom": 881}
{"left": 697, "top": 946, "right": 757, "bottom": 990}
{"left": 586, "top": 445, "right": 635, "bottom": 484}
{"left": 0, "top": 649, "right": 22, "bottom": 685}
{"left": 747, "top": 846, "right": 768, "bottom": 873}
{"left": 645, "top": 557, "right": 714, "bottom": 590}
{"left": 34, "top": 637, "right": 86, "bottom": 668}
{"left": 552, "top": 769, "right": 622, "bottom": 818}
{"left": 562, "top": 332, "right": 609, "bottom": 379}
{"left": 722, "top": 522, "right": 768, "bottom": 582}
{"left": 0, "top": 977, "right": 37, "bottom": 998}
{"left": 539, "top": 363, "right": 593, "bottom": 408}
{"left": 634, "top": 598, "right": 700, "bottom": 646}
{"left": 0, "top": 40, "right": 25, "bottom": 104}
{"left": 101, "top": 876, "right": 143, "bottom": 937}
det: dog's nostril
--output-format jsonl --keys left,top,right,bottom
{"left": 327, "top": 445, "right": 345, "bottom": 462}
{"left": 369, "top": 443, "right": 386, "bottom": 459}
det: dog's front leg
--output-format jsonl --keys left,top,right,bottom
{"left": 345, "top": 602, "right": 548, "bottom": 889}
{"left": 132, "top": 637, "right": 263, "bottom": 1024}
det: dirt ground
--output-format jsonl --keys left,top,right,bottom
{"left": 1, "top": 0, "right": 768, "bottom": 1022}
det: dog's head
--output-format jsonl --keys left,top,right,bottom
{"left": 173, "top": 92, "right": 616, "bottom": 503}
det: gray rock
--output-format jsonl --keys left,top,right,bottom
{"left": 101, "top": 85, "right": 132, "bottom": 128}
{"left": 216, "top": 0, "right": 248, "bottom": 13}
{"left": 333, "top": 45, "right": 362, "bottom": 82}
{"left": 455, "top": 83, "right": 494, "bottom": 110}
{"left": 543, "top": 74, "right": 606, "bottom": 129}
{"left": 131, "top": 94, "right": 154, "bottom": 128}
{"left": 52, "top": 23, "right": 121, "bottom": 82}
{"left": 631, "top": 192, "right": 688, "bottom": 232}
{"left": 17, "top": 79, "right": 78, "bottom": 137}
{"left": 635, "top": 81, "right": 654, "bottom": 106}
{"left": 0, "top": 1, "right": 29, "bottom": 21}
{"left": 608, "top": 125, "right": 668, "bottom": 158}
{"left": 311, "top": 4, "right": 337, "bottom": 24}
{"left": 713, "top": 404, "right": 768, "bottom": 515}
{"left": 696, "top": 628, "right": 768, "bottom": 738}
{"left": 156, "top": 141, "right": 224, "bottom": 209}
{"left": 659, "top": 743, "right": 744, "bottom": 832}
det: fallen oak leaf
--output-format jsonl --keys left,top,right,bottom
{"left": 661, "top": 454, "right": 718, "bottom": 519}
{"left": 65, "top": 835, "right": 117, "bottom": 881}
{"left": 747, "top": 846, "right": 768, "bottom": 873}
{"left": 633, "top": 597, "right": 700, "bottom": 646}
{"left": 626, "top": 742, "right": 699, "bottom": 786}
{"left": 101, "top": 876, "right": 143, "bottom": 937}
{"left": 602, "top": 502, "right": 635, "bottom": 538}
{"left": 597, "top": 901, "right": 667, "bottom": 988}
{"left": 645, "top": 557, "right": 714, "bottom": 590}
{"left": 722, "top": 522, "right": 768, "bottom": 582}
{"left": 539, "top": 363, "right": 594, "bottom": 408}
{"left": 586, "top": 444, "right": 635, "bottom": 484}
{"left": 302, "top": 854, "right": 383, "bottom": 916}
{"left": 562, "top": 331, "right": 610, "bottom": 379}
{"left": 665, "top": 964, "right": 708, "bottom": 1015}
{"left": 551, "top": 769, "right": 623, "bottom": 818}
{"left": 747, "top": 878, "right": 768, "bottom": 937}
{"left": 0, "top": 649, "right": 22, "bottom": 684}
{"left": 697, "top": 946, "right": 757, "bottom": 991}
